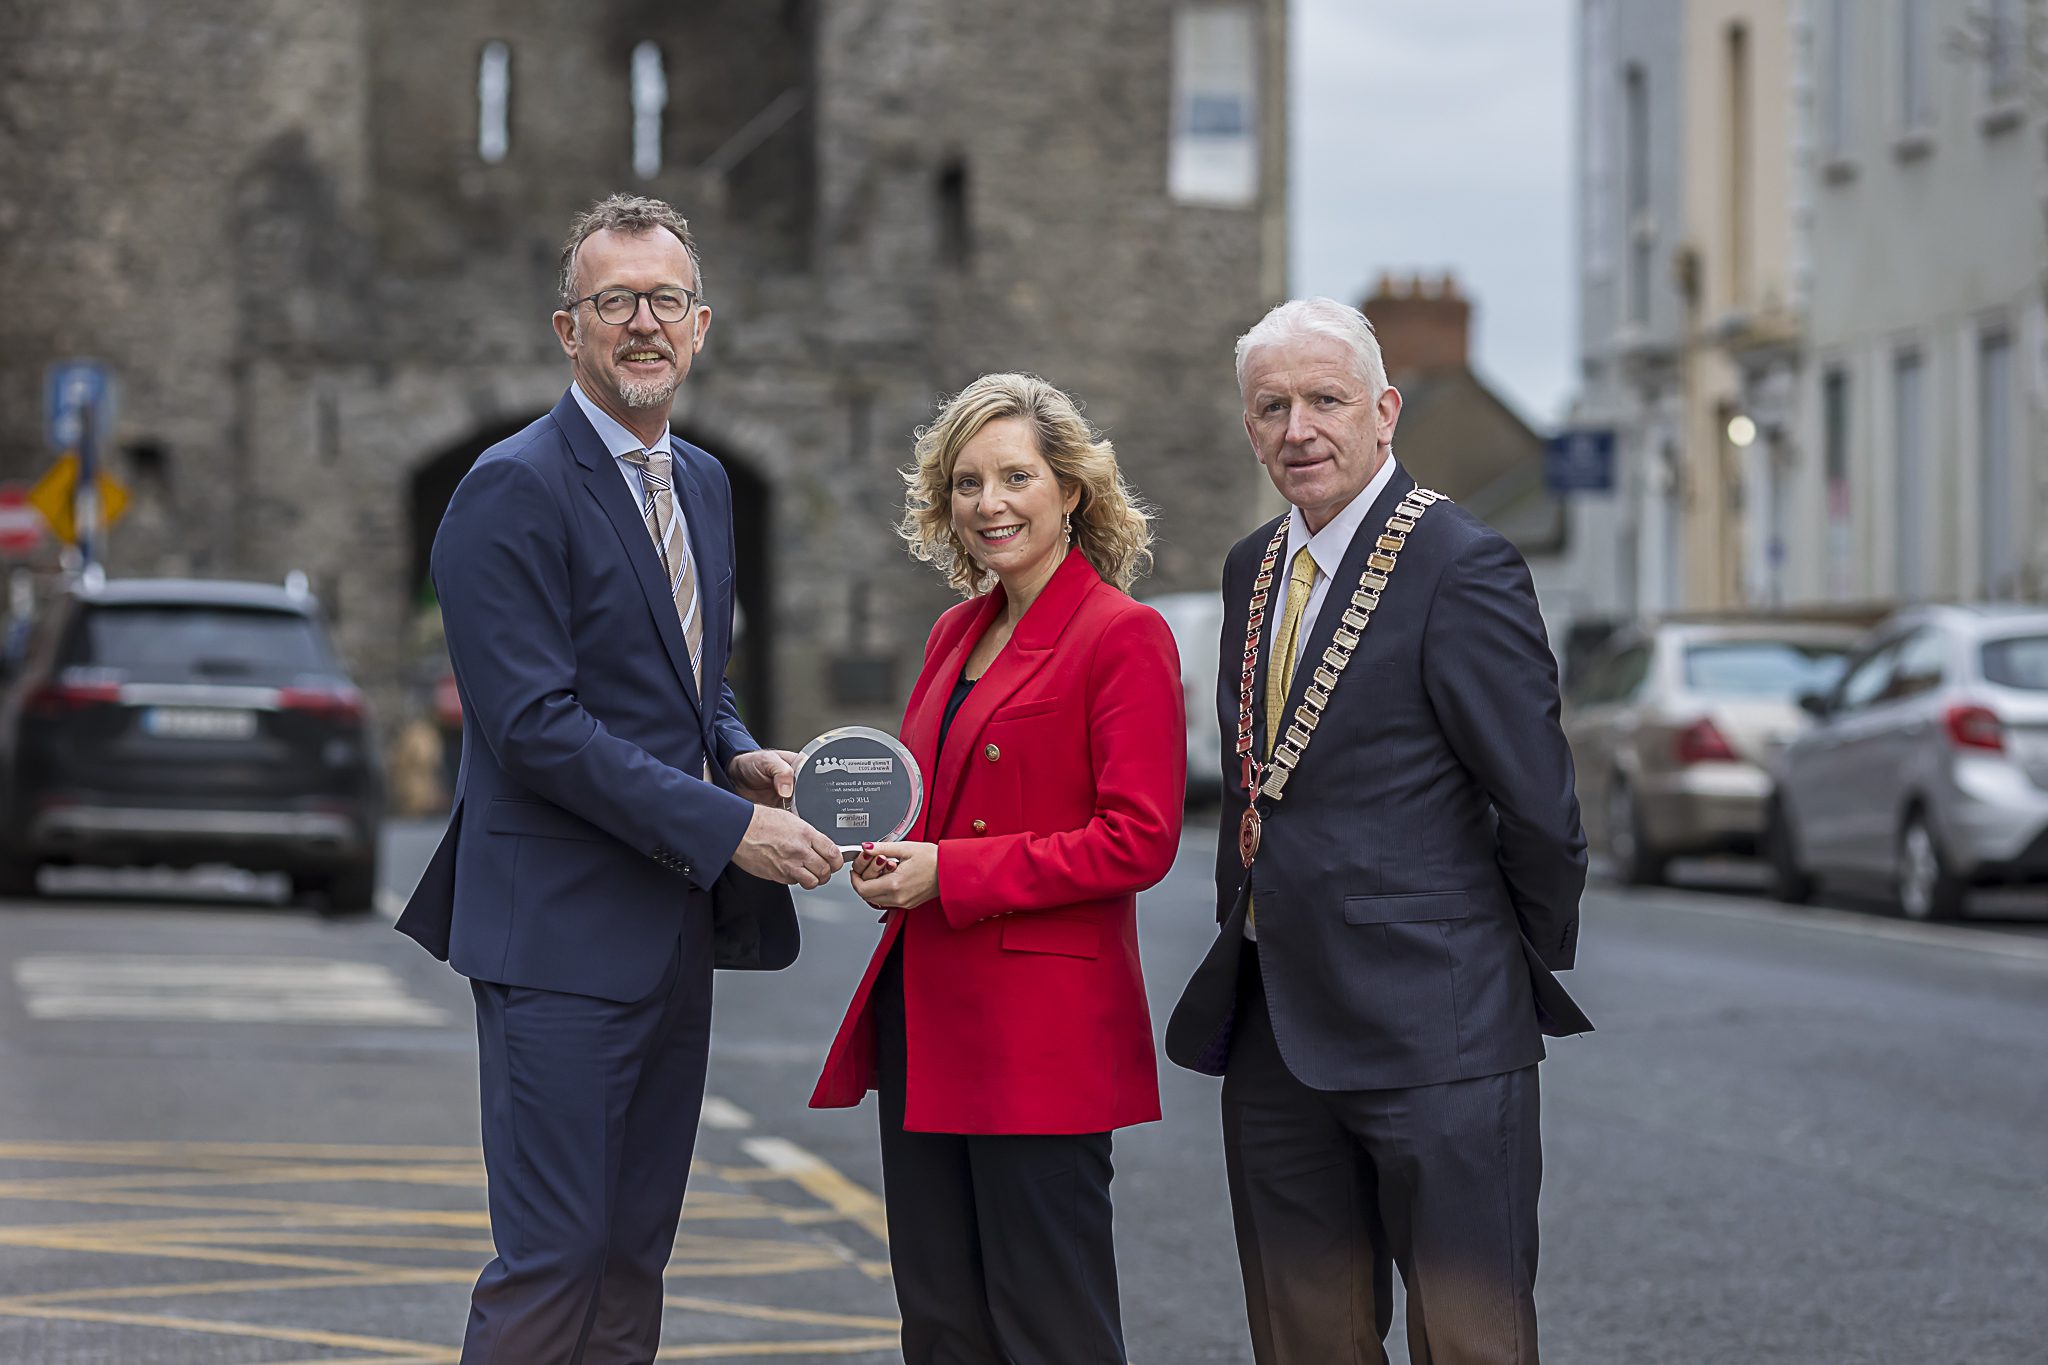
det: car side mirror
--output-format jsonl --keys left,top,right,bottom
{"left": 1797, "top": 692, "right": 1830, "bottom": 719}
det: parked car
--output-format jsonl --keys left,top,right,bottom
{"left": 0, "top": 575, "right": 384, "bottom": 914}
{"left": 1142, "top": 590, "right": 1224, "bottom": 803}
{"left": 1565, "top": 618, "right": 1859, "bottom": 884}
{"left": 1765, "top": 604, "right": 2048, "bottom": 920}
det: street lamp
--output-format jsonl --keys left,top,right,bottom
{"left": 1726, "top": 414, "right": 1758, "bottom": 448}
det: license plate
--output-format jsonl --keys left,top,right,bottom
{"left": 142, "top": 707, "right": 258, "bottom": 741}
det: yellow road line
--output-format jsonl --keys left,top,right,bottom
{"left": 655, "top": 1337, "right": 899, "bottom": 1359}
{"left": 737, "top": 1139, "right": 889, "bottom": 1245}
{"left": 0, "top": 1268, "right": 464, "bottom": 1307}
{"left": 663, "top": 1293, "right": 897, "bottom": 1332}
{"left": 0, "top": 1301, "right": 452, "bottom": 1357}
{"left": 0, "top": 1141, "right": 479, "bottom": 1161}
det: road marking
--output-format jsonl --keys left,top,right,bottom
{"left": 12, "top": 954, "right": 450, "bottom": 1025}
{"left": 740, "top": 1138, "right": 891, "bottom": 1244}
{"left": 701, "top": 1096, "right": 755, "bottom": 1129}
{"left": 1624, "top": 886, "right": 2048, "bottom": 968}
{"left": 0, "top": 1138, "right": 900, "bottom": 1363}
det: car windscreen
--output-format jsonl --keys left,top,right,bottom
{"left": 1981, "top": 634, "right": 2048, "bottom": 691}
{"left": 1682, "top": 640, "right": 1851, "bottom": 698}
{"left": 67, "top": 604, "right": 335, "bottom": 681}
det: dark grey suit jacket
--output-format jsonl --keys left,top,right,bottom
{"left": 1166, "top": 465, "right": 1591, "bottom": 1091}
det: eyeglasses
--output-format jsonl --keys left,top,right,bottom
{"left": 570, "top": 286, "right": 701, "bottom": 326}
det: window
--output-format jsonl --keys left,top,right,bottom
{"left": 71, "top": 606, "right": 334, "bottom": 681}
{"left": 1683, "top": 640, "right": 1852, "bottom": 698}
{"left": 1823, "top": 367, "right": 1853, "bottom": 598}
{"left": 936, "top": 159, "right": 971, "bottom": 268}
{"left": 1168, "top": 5, "right": 1258, "bottom": 206}
{"left": 1834, "top": 639, "right": 1902, "bottom": 713}
{"left": 1893, "top": 350, "right": 1927, "bottom": 599}
{"left": 1987, "top": 0, "right": 2024, "bottom": 101}
{"left": 478, "top": 41, "right": 511, "bottom": 164}
{"left": 1979, "top": 330, "right": 2017, "bottom": 596}
{"left": 1827, "top": 0, "right": 1859, "bottom": 147}
{"left": 1899, "top": 0, "right": 1934, "bottom": 132}
{"left": 1624, "top": 64, "right": 1652, "bottom": 326}
{"left": 1583, "top": 0, "right": 1615, "bottom": 278}
{"left": 1883, "top": 629, "right": 1947, "bottom": 702}
{"left": 1727, "top": 23, "right": 1752, "bottom": 304}
{"left": 631, "top": 42, "right": 667, "bottom": 180}
{"left": 1982, "top": 635, "right": 2048, "bottom": 690}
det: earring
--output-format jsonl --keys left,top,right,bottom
{"left": 1063, "top": 512, "right": 1073, "bottom": 543}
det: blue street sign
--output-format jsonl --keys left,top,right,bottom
{"left": 44, "top": 359, "right": 116, "bottom": 453}
{"left": 1544, "top": 428, "right": 1616, "bottom": 494}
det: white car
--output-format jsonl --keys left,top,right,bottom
{"left": 1142, "top": 591, "right": 1224, "bottom": 803}
{"left": 1767, "top": 605, "right": 2048, "bottom": 919}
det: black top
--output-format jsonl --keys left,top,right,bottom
{"left": 937, "top": 670, "right": 977, "bottom": 759}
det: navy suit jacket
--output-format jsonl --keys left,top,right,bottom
{"left": 397, "top": 389, "right": 795, "bottom": 1002}
{"left": 1166, "top": 465, "right": 1590, "bottom": 1091}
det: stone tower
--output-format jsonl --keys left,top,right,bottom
{"left": 0, "top": 0, "right": 1287, "bottom": 744}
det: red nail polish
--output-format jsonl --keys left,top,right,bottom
{"left": 862, "top": 842, "right": 875, "bottom": 851}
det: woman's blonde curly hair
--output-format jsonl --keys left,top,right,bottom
{"left": 899, "top": 373, "right": 1156, "bottom": 596}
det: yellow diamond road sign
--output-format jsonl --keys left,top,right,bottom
{"left": 28, "top": 452, "right": 129, "bottom": 547}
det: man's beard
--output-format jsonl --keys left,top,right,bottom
{"left": 617, "top": 371, "right": 679, "bottom": 408}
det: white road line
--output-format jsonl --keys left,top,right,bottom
{"left": 11, "top": 954, "right": 452, "bottom": 1025}
{"left": 1625, "top": 888, "right": 2048, "bottom": 966}
{"left": 738, "top": 1137, "right": 820, "bottom": 1174}
{"left": 699, "top": 1096, "right": 754, "bottom": 1130}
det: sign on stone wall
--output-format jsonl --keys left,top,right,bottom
{"left": 1545, "top": 428, "right": 1616, "bottom": 494}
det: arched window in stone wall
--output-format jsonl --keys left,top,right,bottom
{"left": 478, "top": 40, "right": 511, "bottom": 164}
{"left": 632, "top": 41, "right": 668, "bottom": 179}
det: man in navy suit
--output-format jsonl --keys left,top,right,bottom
{"left": 398, "top": 195, "right": 842, "bottom": 1364}
{"left": 1167, "top": 298, "right": 1590, "bottom": 1365}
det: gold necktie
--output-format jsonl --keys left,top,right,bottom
{"left": 1265, "top": 548, "right": 1317, "bottom": 755}
{"left": 1250, "top": 547, "right": 1316, "bottom": 932}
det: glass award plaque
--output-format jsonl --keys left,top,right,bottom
{"left": 792, "top": 726, "right": 923, "bottom": 855}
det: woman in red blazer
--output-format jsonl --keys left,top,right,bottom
{"left": 810, "top": 373, "right": 1185, "bottom": 1364}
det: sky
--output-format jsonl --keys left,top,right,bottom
{"left": 1290, "top": 0, "right": 1575, "bottom": 427}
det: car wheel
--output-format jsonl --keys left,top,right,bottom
{"left": 1896, "top": 812, "right": 1965, "bottom": 922}
{"left": 0, "top": 853, "right": 39, "bottom": 900}
{"left": 1608, "top": 776, "right": 1666, "bottom": 887}
{"left": 1763, "top": 796, "right": 1815, "bottom": 905}
{"left": 296, "top": 862, "right": 379, "bottom": 920}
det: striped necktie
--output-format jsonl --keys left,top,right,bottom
{"left": 619, "top": 446, "right": 704, "bottom": 692}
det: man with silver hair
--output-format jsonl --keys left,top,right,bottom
{"left": 1168, "top": 297, "right": 1591, "bottom": 1364}
{"left": 399, "top": 194, "right": 841, "bottom": 1362}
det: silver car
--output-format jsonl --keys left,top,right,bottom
{"left": 1566, "top": 620, "right": 1860, "bottom": 884}
{"left": 1142, "top": 590, "right": 1224, "bottom": 803}
{"left": 1766, "top": 605, "right": 2048, "bottom": 920}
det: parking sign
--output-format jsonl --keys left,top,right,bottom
{"left": 44, "top": 359, "right": 117, "bottom": 452}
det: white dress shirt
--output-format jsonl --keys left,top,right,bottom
{"left": 1265, "top": 454, "right": 1401, "bottom": 678}
{"left": 1244, "top": 455, "right": 1398, "bottom": 942}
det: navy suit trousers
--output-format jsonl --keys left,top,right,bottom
{"left": 462, "top": 912, "right": 714, "bottom": 1365}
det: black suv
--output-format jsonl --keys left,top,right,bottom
{"left": 0, "top": 575, "right": 384, "bottom": 914}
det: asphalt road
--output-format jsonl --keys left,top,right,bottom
{"left": 2, "top": 821, "right": 2045, "bottom": 1363}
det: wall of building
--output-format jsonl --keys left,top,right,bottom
{"left": 1568, "top": 0, "right": 1689, "bottom": 641}
{"left": 0, "top": 0, "right": 1285, "bottom": 758}
{"left": 1792, "top": 0, "right": 2044, "bottom": 607}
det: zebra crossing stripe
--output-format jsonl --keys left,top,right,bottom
{"left": 11, "top": 955, "right": 449, "bottom": 1026}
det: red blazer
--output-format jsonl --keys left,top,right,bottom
{"left": 809, "top": 551, "right": 1186, "bottom": 1133}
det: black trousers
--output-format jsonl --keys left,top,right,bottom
{"left": 463, "top": 933, "right": 713, "bottom": 1365}
{"left": 1222, "top": 944, "right": 1542, "bottom": 1365}
{"left": 874, "top": 945, "right": 1126, "bottom": 1365}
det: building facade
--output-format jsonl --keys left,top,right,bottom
{"left": 1790, "top": 0, "right": 2045, "bottom": 607}
{"left": 1573, "top": 0, "right": 1690, "bottom": 627}
{"left": 0, "top": 0, "right": 1287, "bottom": 748}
